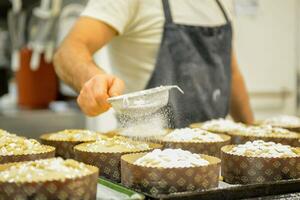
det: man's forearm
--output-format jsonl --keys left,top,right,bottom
{"left": 54, "top": 40, "right": 105, "bottom": 92}
{"left": 230, "top": 71, "right": 254, "bottom": 124}
{"left": 53, "top": 17, "right": 125, "bottom": 116}
{"left": 229, "top": 52, "right": 254, "bottom": 124}
{"left": 53, "top": 16, "right": 117, "bottom": 92}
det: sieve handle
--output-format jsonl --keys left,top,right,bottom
{"left": 166, "top": 85, "right": 184, "bottom": 94}
{"left": 107, "top": 97, "right": 115, "bottom": 103}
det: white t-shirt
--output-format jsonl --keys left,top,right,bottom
{"left": 81, "top": 0, "right": 234, "bottom": 92}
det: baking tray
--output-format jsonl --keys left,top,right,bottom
{"left": 144, "top": 179, "right": 300, "bottom": 200}
{"left": 98, "top": 177, "right": 300, "bottom": 200}
{"left": 97, "top": 178, "right": 145, "bottom": 200}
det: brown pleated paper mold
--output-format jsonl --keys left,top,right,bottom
{"left": 227, "top": 131, "right": 300, "bottom": 147}
{"left": 276, "top": 126, "right": 300, "bottom": 134}
{"left": 74, "top": 142, "right": 162, "bottom": 182}
{"left": 257, "top": 118, "right": 300, "bottom": 133}
{"left": 0, "top": 145, "right": 55, "bottom": 164}
{"left": 121, "top": 153, "right": 221, "bottom": 195}
{"left": 189, "top": 123, "right": 204, "bottom": 129}
{"left": 0, "top": 160, "right": 99, "bottom": 200}
{"left": 221, "top": 145, "right": 300, "bottom": 184}
{"left": 189, "top": 122, "right": 241, "bottom": 136}
{"left": 40, "top": 130, "right": 105, "bottom": 159}
{"left": 267, "top": 125, "right": 300, "bottom": 135}
{"left": 159, "top": 133, "right": 231, "bottom": 158}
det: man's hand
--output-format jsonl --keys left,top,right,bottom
{"left": 77, "top": 74, "right": 125, "bottom": 116}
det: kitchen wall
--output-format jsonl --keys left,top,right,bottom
{"left": 233, "top": 0, "right": 299, "bottom": 119}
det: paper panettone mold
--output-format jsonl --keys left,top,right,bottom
{"left": 121, "top": 152, "right": 220, "bottom": 195}
{"left": 0, "top": 145, "right": 55, "bottom": 164}
{"left": 189, "top": 119, "right": 246, "bottom": 136}
{"left": 0, "top": 134, "right": 55, "bottom": 164}
{"left": 40, "top": 136, "right": 81, "bottom": 159}
{"left": 158, "top": 129, "right": 231, "bottom": 157}
{"left": 282, "top": 127, "right": 300, "bottom": 133}
{"left": 260, "top": 122, "right": 300, "bottom": 133}
{"left": 221, "top": 145, "right": 300, "bottom": 184}
{"left": 74, "top": 137, "right": 162, "bottom": 182}
{"left": 189, "top": 122, "right": 202, "bottom": 129}
{"left": 228, "top": 126, "right": 300, "bottom": 147}
{"left": 0, "top": 158, "right": 99, "bottom": 200}
{"left": 229, "top": 133, "right": 300, "bottom": 147}
{"left": 40, "top": 129, "right": 104, "bottom": 159}
{"left": 261, "top": 115, "right": 300, "bottom": 133}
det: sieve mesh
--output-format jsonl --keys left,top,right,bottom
{"left": 108, "top": 85, "right": 183, "bottom": 138}
{"left": 108, "top": 85, "right": 183, "bottom": 117}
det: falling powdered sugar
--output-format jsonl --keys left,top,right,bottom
{"left": 118, "top": 108, "right": 169, "bottom": 138}
{"left": 117, "top": 94, "right": 171, "bottom": 139}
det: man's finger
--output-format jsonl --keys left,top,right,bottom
{"left": 91, "top": 78, "right": 111, "bottom": 109}
{"left": 108, "top": 78, "right": 125, "bottom": 97}
{"left": 77, "top": 89, "right": 101, "bottom": 116}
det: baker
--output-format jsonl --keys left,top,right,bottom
{"left": 54, "top": 0, "right": 254, "bottom": 127}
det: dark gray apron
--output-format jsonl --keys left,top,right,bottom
{"left": 146, "top": 0, "right": 232, "bottom": 128}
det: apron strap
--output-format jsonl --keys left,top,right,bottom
{"left": 215, "top": 0, "right": 230, "bottom": 23}
{"left": 163, "top": 0, "right": 229, "bottom": 24}
{"left": 162, "top": 0, "right": 173, "bottom": 24}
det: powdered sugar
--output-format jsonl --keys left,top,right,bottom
{"left": 201, "top": 119, "right": 245, "bottom": 133}
{"left": 0, "top": 129, "right": 14, "bottom": 137}
{"left": 263, "top": 115, "right": 300, "bottom": 127}
{"left": 0, "top": 137, "right": 49, "bottom": 156}
{"left": 163, "top": 128, "right": 223, "bottom": 142}
{"left": 235, "top": 125, "right": 298, "bottom": 137}
{"left": 0, "top": 158, "right": 92, "bottom": 182}
{"left": 229, "top": 140, "right": 298, "bottom": 157}
{"left": 47, "top": 129, "right": 100, "bottom": 141}
{"left": 134, "top": 149, "right": 209, "bottom": 168}
{"left": 82, "top": 136, "right": 150, "bottom": 152}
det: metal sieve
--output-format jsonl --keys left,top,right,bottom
{"left": 107, "top": 85, "right": 184, "bottom": 117}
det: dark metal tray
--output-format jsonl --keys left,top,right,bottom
{"left": 100, "top": 177, "right": 300, "bottom": 200}
{"left": 143, "top": 179, "right": 300, "bottom": 200}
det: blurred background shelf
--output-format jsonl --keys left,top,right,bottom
{"left": 0, "top": 108, "right": 85, "bottom": 138}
